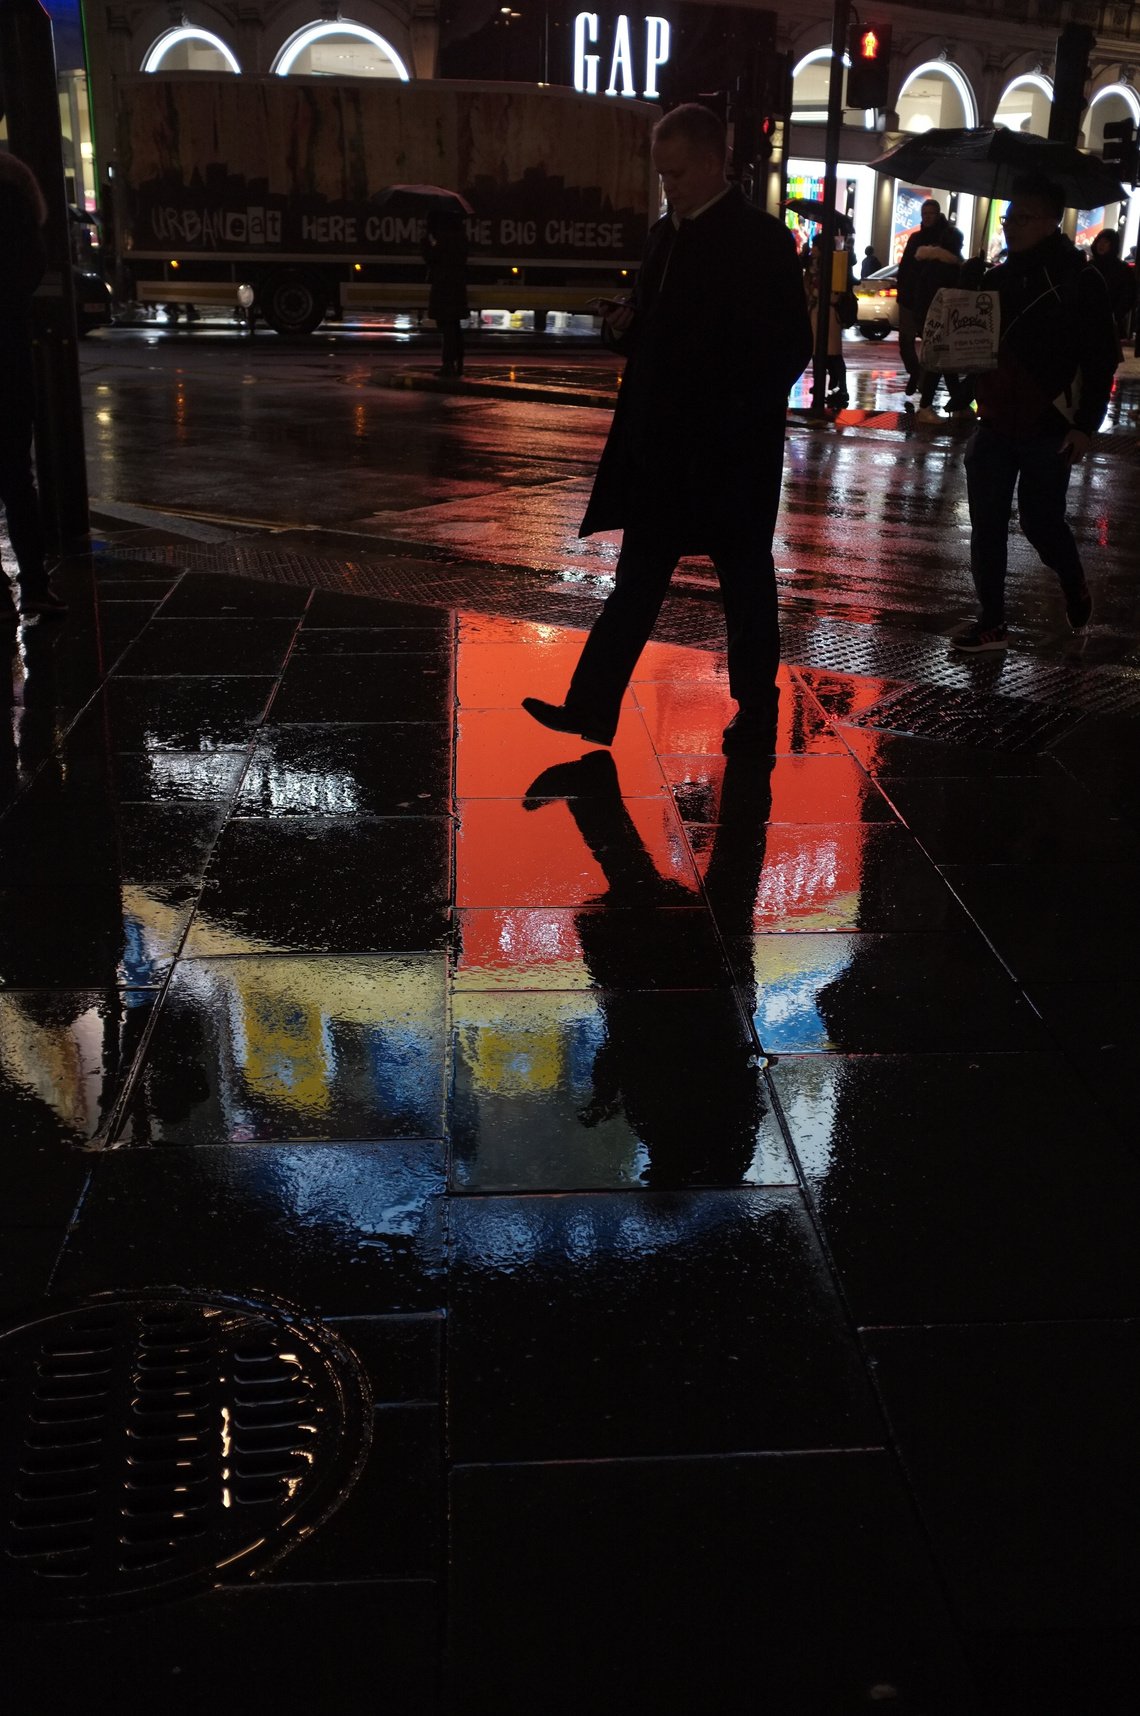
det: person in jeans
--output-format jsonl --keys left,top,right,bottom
{"left": 954, "top": 173, "right": 1119, "bottom": 652}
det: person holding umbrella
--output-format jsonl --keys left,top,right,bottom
{"left": 422, "top": 207, "right": 469, "bottom": 378}
{"left": 953, "top": 173, "right": 1119, "bottom": 652}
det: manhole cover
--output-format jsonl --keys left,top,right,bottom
{"left": 0, "top": 1290, "right": 371, "bottom": 1616}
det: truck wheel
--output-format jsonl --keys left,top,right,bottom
{"left": 261, "top": 270, "right": 327, "bottom": 336}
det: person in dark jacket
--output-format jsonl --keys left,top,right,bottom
{"left": 422, "top": 208, "right": 469, "bottom": 377}
{"left": 1090, "top": 228, "right": 1134, "bottom": 341}
{"left": 0, "top": 153, "right": 67, "bottom": 625}
{"left": 860, "top": 245, "right": 883, "bottom": 280}
{"left": 912, "top": 223, "right": 968, "bottom": 421}
{"left": 522, "top": 103, "right": 813, "bottom": 752}
{"left": 896, "top": 197, "right": 945, "bottom": 392}
{"left": 953, "top": 173, "right": 1119, "bottom": 651}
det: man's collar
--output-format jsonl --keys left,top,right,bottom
{"left": 671, "top": 183, "right": 732, "bottom": 229}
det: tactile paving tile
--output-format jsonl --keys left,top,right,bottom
{"left": 104, "top": 545, "right": 1140, "bottom": 727}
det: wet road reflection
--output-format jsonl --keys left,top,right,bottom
{"left": 4, "top": 521, "right": 1140, "bottom": 1707}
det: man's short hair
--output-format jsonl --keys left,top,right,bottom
{"left": 1009, "top": 174, "right": 1065, "bottom": 222}
{"left": 921, "top": 199, "right": 943, "bottom": 215}
{"left": 653, "top": 102, "right": 727, "bottom": 159}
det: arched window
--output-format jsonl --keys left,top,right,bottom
{"left": 143, "top": 27, "right": 241, "bottom": 73}
{"left": 994, "top": 74, "right": 1053, "bottom": 138}
{"left": 1085, "top": 83, "right": 1140, "bottom": 158}
{"left": 791, "top": 48, "right": 848, "bottom": 124}
{"left": 897, "top": 61, "right": 977, "bottom": 134}
{"left": 272, "top": 22, "right": 410, "bottom": 79}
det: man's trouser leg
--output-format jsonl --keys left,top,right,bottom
{"left": 709, "top": 448, "right": 784, "bottom": 707}
{"left": 898, "top": 306, "right": 920, "bottom": 384}
{"left": 965, "top": 426, "right": 1019, "bottom": 626}
{"left": 1015, "top": 434, "right": 1086, "bottom": 603}
{"left": 565, "top": 520, "right": 678, "bottom": 735}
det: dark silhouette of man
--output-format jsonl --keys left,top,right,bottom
{"left": 523, "top": 103, "right": 812, "bottom": 755}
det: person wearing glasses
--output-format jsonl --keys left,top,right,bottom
{"left": 953, "top": 173, "right": 1119, "bottom": 652}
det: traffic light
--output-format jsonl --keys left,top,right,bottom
{"left": 1102, "top": 117, "right": 1139, "bottom": 182}
{"left": 846, "top": 22, "right": 892, "bottom": 111}
{"left": 1049, "top": 23, "right": 1094, "bottom": 145}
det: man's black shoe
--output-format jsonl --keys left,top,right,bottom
{"left": 722, "top": 699, "right": 779, "bottom": 753}
{"left": 522, "top": 696, "right": 615, "bottom": 747}
{"left": 20, "top": 590, "right": 68, "bottom": 620}
{"left": 1066, "top": 583, "right": 1093, "bottom": 632}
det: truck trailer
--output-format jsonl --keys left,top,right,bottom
{"left": 111, "top": 75, "right": 660, "bottom": 334}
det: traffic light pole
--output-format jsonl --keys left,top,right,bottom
{"left": 0, "top": 0, "right": 90, "bottom": 550}
{"left": 810, "top": 0, "right": 851, "bottom": 418}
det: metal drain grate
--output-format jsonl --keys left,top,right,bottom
{"left": 0, "top": 1290, "right": 371, "bottom": 1616}
{"left": 844, "top": 683, "right": 1080, "bottom": 750}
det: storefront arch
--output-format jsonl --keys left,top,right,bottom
{"left": 791, "top": 47, "right": 847, "bottom": 124}
{"left": 897, "top": 61, "right": 977, "bottom": 133}
{"left": 1085, "top": 82, "right": 1140, "bottom": 153}
{"left": 1079, "top": 84, "right": 1140, "bottom": 256}
{"left": 993, "top": 73, "right": 1053, "bottom": 137}
{"left": 142, "top": 27, "right": 241, "bottom": 72}
{"left": 272, "top": 21, "right": 410, "bottom": 79}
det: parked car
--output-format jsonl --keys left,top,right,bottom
{"left": 69, "top": 206, "right": 112, "bottom": 335}
{"left": 854, "top": 264, "right": 898, "bottom": 340}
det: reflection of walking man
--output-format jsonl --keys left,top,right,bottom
{"left": 953, "top": 173, "right": 1119, "bottom": 652}
{"left": 523, "top": 104, "right": 812, "bottom": 753}
{"left": 523, "top": 743, "right": 776, "bottom": 1186}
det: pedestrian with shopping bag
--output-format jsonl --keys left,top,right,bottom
{"left": 951, "top": 173, "right": 1119, "bottom": 652}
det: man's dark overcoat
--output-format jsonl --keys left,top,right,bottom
{"left": 580, "top": 186, "right": 812, "bottom": 552}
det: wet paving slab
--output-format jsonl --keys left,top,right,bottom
{"left": 4, "top": 518, "right": 1140, "bottom": 1709}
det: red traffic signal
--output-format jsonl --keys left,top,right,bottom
{"left": 846, "top": 21, "right": 892, "bottom": 110}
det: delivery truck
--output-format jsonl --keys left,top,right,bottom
{"left": 111, "top": 75, "right": 660, "bottom": 334}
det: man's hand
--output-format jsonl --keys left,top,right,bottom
{"left": 606, "top": 303, "right": 636, "bottom": 333}
{"left": 1060, "top": 429, "right": 1092, "bottom": 464}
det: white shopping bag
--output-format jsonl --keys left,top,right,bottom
{"left": 920, "top": 288, "right": 1001, "bottom": 372}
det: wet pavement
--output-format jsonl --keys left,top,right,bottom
{"left": 4, "top": 339, "right": 1140, "bottom": 1711}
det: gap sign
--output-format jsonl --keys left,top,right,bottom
{"left": 573, "top": 13, "right": 672, "bottom": 99}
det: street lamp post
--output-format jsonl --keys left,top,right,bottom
{"left": 0, "top": 0, "right": 89, "bottom": 549}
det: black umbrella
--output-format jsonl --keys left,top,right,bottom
{"left": 783, "top": 198, "right": 855, "bottom": 236}
{"left": 371, "top": 184, "right": 474, "bottom": 218}
{"left": 869, "top": 127, "right": 1126, "bottom": 210}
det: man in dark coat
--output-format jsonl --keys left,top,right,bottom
{"left": 895, "top": 197, "right": 946, "bottom": 393}
{"left": 953, "top": 173, "right": 1119, "bottom": 651}
{"left": 523, "top": 104, "right": 812, "bottom": 752}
